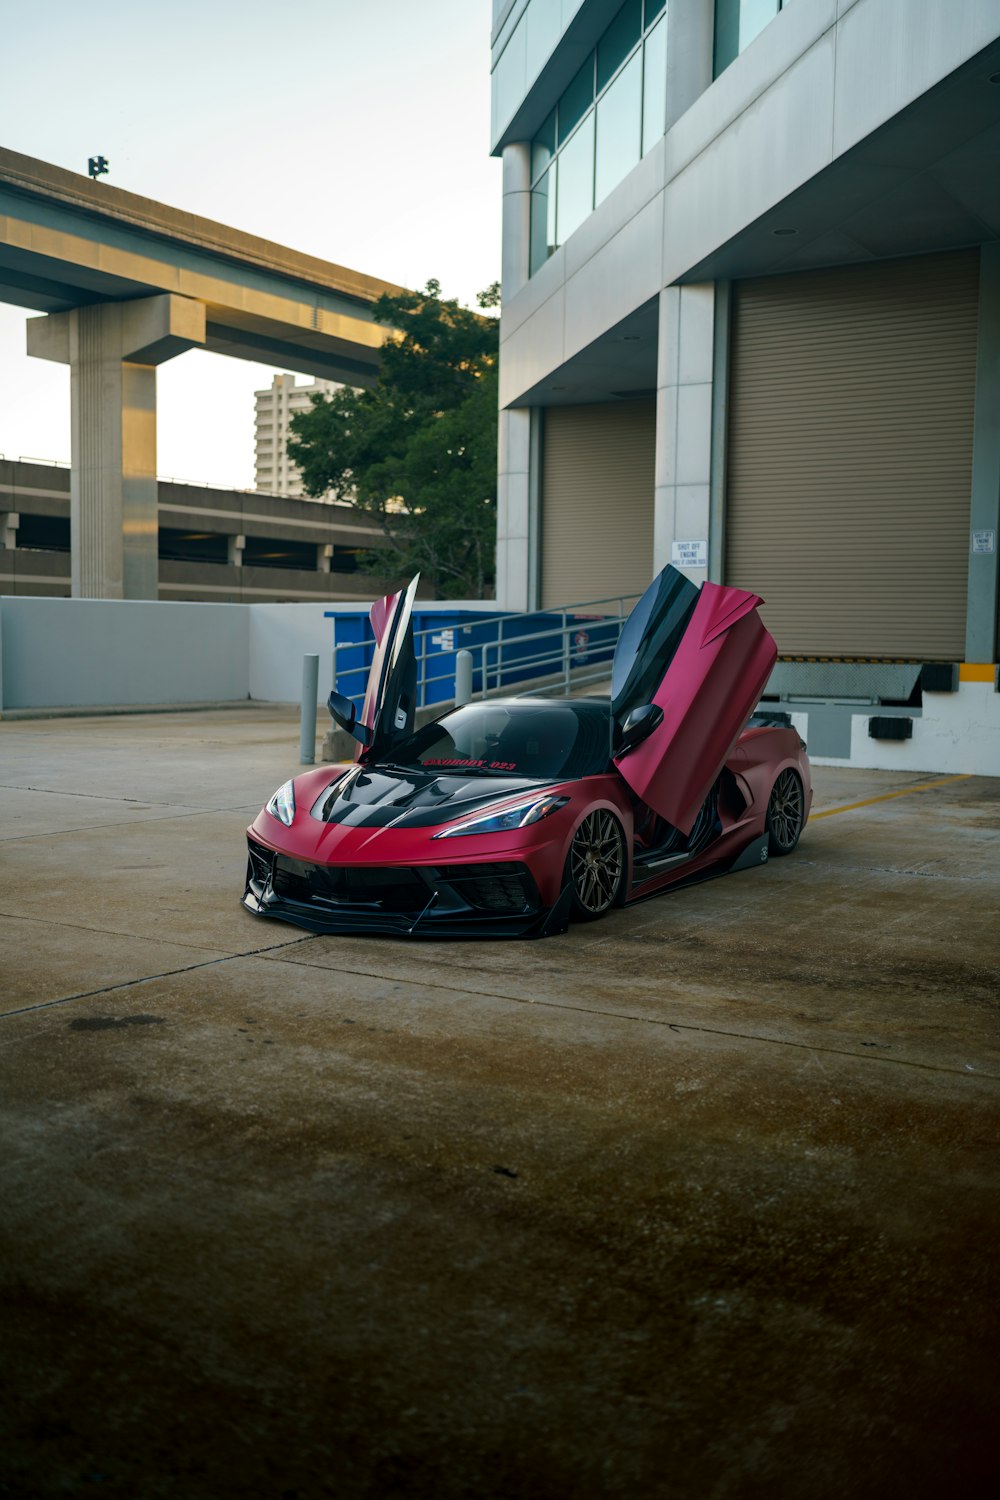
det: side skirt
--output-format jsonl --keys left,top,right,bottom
{"left": 627, "top": 831, "right": 769, "bottom": 906}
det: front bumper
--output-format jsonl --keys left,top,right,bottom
{"left": 242, "top": 835, "right": 571, "bottom": 939}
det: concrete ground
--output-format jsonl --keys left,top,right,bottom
{"left": 1, "top": 707, "right": 997, "bottom": 1500}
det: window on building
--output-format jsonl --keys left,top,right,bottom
{"left": 243, "top": 536, "right": 318, "bottom": 572}
{"left": 558, "top": 111, "right": 596, "bottom": 242}
{"left": 713, "top": 0, "right": 793, "bottom": 77}
{"left": 596, "top": 47, "right": 642, "bottom": 206}
{"left": 528, "top": 0, "right": 669, "bottom": 276}
{"left": 597, "top": 0, "right": 641, "bottom": 92}
{"left": 530, "top": 162, "right": 558, "bottom": 271}
{"left": 158, "top": 528, "right": 229, "bottom": 566}
{"left": 558, "top": 56, "right": 595, "bottom": 144}
{"left": 16, "top": 514, "right": 71, "bottom": 553}
{"left": 332, "top": 545, "right": 362, "bottom": 574}
{"left": 642, "top": 12, "right": 667, "bottom": 155}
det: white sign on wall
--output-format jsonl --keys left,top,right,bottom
{"left": 671, "top": 539, "right": 708, "bottom": 568}
{"left": 972, "top": 530, "right": 996, "bottom": 554}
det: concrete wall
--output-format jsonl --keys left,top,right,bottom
{"left": 0, "top": 597, "right": 250, "bottom": 710}
{"left": 249, "top": 602, "right": 365, "bottom": 704}
{"left": 0, "top": 596, "right": 364, "bottom": 712}
{"left": 0, "top": 596, "right": 504, "bottom": 714}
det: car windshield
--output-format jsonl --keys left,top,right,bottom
{"left": 385, "top": 701, "right": 612, "bottom": 780}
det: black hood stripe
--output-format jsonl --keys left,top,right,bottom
{"left": 311, "top": 767, "right": 557, "bottom": 830}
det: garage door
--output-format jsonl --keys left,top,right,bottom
{"left": 541, "top": 400, "right": 656, "bottom": 610}
{"left": 725, "top": 250, "right": 979, "bottom": 659}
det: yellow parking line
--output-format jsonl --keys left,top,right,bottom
{"left": 810, "top": 774, "right": 972, "bottom": 820}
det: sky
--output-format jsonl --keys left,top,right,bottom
{"left": 0, "top": 0, "right": 501, "bottom": 488}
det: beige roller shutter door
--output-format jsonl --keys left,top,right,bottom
{"left": 725, "top": 251, "right": 979, "bottom": 660}
{"left": 541, "top": 400, "right": 656, "bottom": 609}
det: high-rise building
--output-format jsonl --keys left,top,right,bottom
{"left": 254, "top": 373, "right": 340, "bottom": 498}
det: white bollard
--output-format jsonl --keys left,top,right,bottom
{"left": 299, "top": 653, "right": 319, "bottom": 764}
{"left": 455, "top": 649, "right": 473, "bottom": 706}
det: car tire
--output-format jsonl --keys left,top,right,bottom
{"left": 566, "top": 809, "right": 626, "bottom": 922}
{"left": 766, "top": 769, "right": 805, "bottom": 856}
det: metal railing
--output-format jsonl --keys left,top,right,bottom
{"left": 328, "top": 590, "right": 640, "bottom": 714}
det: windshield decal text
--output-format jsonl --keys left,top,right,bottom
{"left": 422, "top": 757, "right": 518, "bottom": 772}
{"left": 424, "top": 757, "right": 487, "bottom": 767}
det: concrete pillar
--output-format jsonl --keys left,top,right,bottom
{"left": 0, "top": 511, "right": 18, "bottom": 550}
{"left": 317, "top": 542, "right": 332, "bottom": 574}
{"left": 708, "top": 281, "right": 731, "bottom": 584}
{"left": 653, "top": 284, "right": 715, "bottom": 584}
{"left": 967, "top": 242, "right": 1000, "bottom": 663}
{"left": 497, "top": 143, "right": 535, "bottom": 612}
{"left": 495, "top": 406, "right": 539, "bottom": 611}
{"left": 501, "top": 143, "right": 532, "bottom": 302}
{"left": 27, "top": 295, "right": 206, "bottom": 599}
{"left": 228, "top": 534, "right": 246, "bottom": 568}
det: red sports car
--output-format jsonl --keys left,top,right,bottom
{"left": 243, "top": 566, "right": 811, "bottom": 938}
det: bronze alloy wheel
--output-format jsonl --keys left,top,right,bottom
{"left": 766, "top": 769, "right": 804, "bottom": 856}
{"left": 568, "top": 810, "right": 625, "bottom": 920}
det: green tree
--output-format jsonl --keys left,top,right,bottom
{"left": 288, "top": 279, "right": 500, "bottom": 598}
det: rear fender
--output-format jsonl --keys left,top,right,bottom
{"left": 734, "top": 729, "right": 811, "bottom": 823}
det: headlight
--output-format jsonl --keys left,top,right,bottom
{"left": 433, "top": 793, "right": 569, "bottom": 839}
{"left": 265, "top": 780, "right": 296, "bottom": 826}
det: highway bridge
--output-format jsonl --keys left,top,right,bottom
{"left": 0, "top": 147, "right": 406, "bottom": 600}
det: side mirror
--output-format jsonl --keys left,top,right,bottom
{"left": 616, "top": 703, "right": 663, "bottom": 756}
{"left": 327, "top": 690, "right": 372, "bottom": 746}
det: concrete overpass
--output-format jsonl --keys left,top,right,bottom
{"left": 0, "top": 146, "right": 406, "bottom": 599}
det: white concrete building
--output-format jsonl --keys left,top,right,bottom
{"left": 490, "top": 0, "right": 1000, "bottom": 770}
{"left": 254, "top": 373, "right": 340, "bottom": 498}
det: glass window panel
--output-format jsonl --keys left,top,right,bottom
{"left": 595, "top": 48, "right": 642, "bottom": 205}
{"left": 597, "top": 0, "right": 642, "bottom": 93}
{"left": 644, "top": 0, "right": 666, "bottom": 25}
{"left": 530, "top": 163, "right": 558, "bottom": 275}
{"left": 532, "top": 108, "right": 556, "bottom": 182}
{"left": 525, "top": 0, "right": 562, "bottom": 81}
{"left": 642, "top": 15, "right": 667, "bottom": 155}
{"left": 556, "top": 109, "right": 595, "bottom": 243}
{"left": 738, "top": 0, "right": 781, "bottom": 52}
{"left": 491, "top": 12, "right": 527, "bottom": 138}
{"left": 713, "top": 0, "right": 740, "bottom": 75}
{"left": 558, "top": 56, "right": 595, "bottom": 144}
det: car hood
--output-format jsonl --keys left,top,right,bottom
{"left": 307, "top": 764, "right": 558, "bottom": 831}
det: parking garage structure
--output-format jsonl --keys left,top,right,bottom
{"left": 0, "top": 458, "right": 383, "bottom": 605}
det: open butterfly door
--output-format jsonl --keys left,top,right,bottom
{"left": 611, "top": 566, "right": 777, "bottom": 835}
{"left": 330, "top": 574, "right": 419, "bottom": 762}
